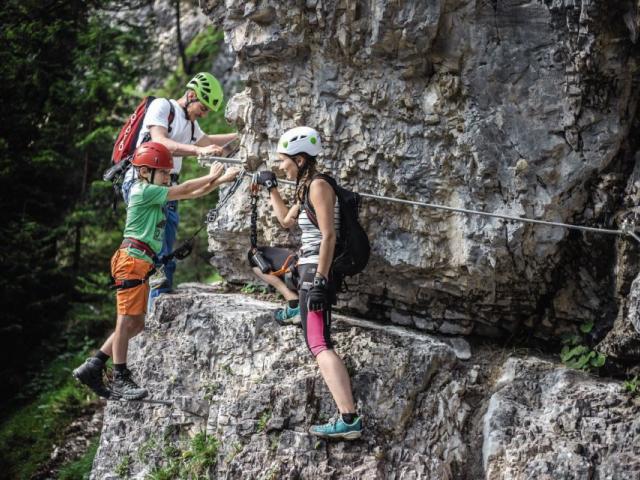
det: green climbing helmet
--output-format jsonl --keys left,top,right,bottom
{"left": 186, "top": 72, "right": 223, "bottom": 112}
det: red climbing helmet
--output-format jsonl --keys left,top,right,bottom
{"left": 131, "top": 142, "right": 173, "bottom": 170}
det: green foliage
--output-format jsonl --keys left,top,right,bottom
{"left": 241, "top": 282, "right": 269, "bottom": 295}
{"left": 57, "top": 435, "right": 99, "bottom": 480}
{"left": 145, "top": 432, "right": 220, "bottom": 479}
{"left": 185, "top": 27, "right": 224, "bottom": 60}
{"left": 257, "top": 410, "right": 271, "bottom": 433}
{"left": 268, "top": 432, "right": 280, "bottom": 452}
{"left": 0, "top": 349, "right": 97, "bottom": 479}
{"left": 560, "top": 322, "right": 606, "bottom": 371}
{"left": 137, "top": 436, "right": 159, "bottom": 463}
{"left": 579, "top": 320, "right": 594, "bottom": 334}
{"left": 115, "top": 454, "right": 132, "bottom": 478}
{"left": 0, "top": 1, "right": 233, "bottom": 476}
{"left": 623, "top": 375, "right": 639, "bottom": 395}
{"left": 0, "top": 0, "right": 150, "bottom": 403}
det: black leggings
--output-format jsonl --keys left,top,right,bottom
{"left": 298, "top": 263, "right": 333, "bottom": 357}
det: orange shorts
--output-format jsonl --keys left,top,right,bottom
{"left": 111, "top": 249, "right": 154, "bottom": 316}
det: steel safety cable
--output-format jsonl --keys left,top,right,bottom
{"left": 199, "top": 155, "right": 640, "bottom": 244}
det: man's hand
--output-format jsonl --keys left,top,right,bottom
{"left": 253, "top": 171, "right": 278, "bottom": 190}
{"left": 218, "top": 167, "right": 241, "bottom": 183}
{"left": 307, "top": 275, "right": 329, "bottom": 311}
{"left": 198, "top": 144, "right": 223, "bottom": 157}
{"left": 209, "top": 161, "right": 224, "bottom": 179}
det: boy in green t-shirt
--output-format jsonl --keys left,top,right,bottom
{"left": 73, "top": 142, "right": 239, "bottom": 400}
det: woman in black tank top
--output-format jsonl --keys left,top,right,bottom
{"left": 252, "top": 126, "right": 362, "bottom": 440}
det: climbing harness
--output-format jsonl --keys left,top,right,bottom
{"left": 110, "top": 238, "right": 157, "bottom": 290}
{"left": 198, "top": 155, "right": 640, "bottom": 245}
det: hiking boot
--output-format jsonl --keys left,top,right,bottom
{"left": 309, "top": 415, "right": 362, "bottom": 440}
{"left": 73, "top": 358, "right": 113, "bottom": 399}
{"left": 273, "top": 305, "right": 301, "bottom": 326}
{"left": 110, "top": 368, "right": 148, "bottom": 400}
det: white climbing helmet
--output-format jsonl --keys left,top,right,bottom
{"left": 276, "top": 126, "right": 322, "bottom": 157}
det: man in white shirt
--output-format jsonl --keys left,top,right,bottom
{"left": 122, "top": 72, "right": 237, "bottom": 305}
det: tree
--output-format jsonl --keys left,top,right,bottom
{"left": 0, "top": 0, "right": 152, "bottom": 404}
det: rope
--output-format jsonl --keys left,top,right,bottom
{"left": 198, "top": 155, "right": 640, "bottom": 244}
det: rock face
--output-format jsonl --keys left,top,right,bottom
{"left": 202, "top": 0, "right": 640, "bottom": 340}
{"left": 91, "top": 287, "right": 640, "bottom": 479}
{"left": 484, "top": 357, "right": 640, "bottom": 480}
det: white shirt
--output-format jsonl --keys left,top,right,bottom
{"left": 135, "top": 98, "right": 205, "bottom": 174}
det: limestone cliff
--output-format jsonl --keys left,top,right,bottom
{"left": 90, "top": 1, "right": 640, "bottom": 478}
{"left": 202, "top": 0, "right": 640, "bottom": 349}
{"left": 91, "top": 287, "right": 640, "bottom": 479}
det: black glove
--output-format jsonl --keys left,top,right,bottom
{"left": 307, "top": 275, "right": 329, "bottom": 312}
{"left": 254, "top": 171, "right": 278, "bottom": 190}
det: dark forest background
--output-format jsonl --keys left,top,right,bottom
{"left": 0, "top": 1, "right": 233, "bottom": 477}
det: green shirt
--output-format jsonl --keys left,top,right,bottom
{"left": 123, "top": 181, "right": 169, "bottom": 264}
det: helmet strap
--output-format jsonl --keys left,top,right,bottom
{"left": 150, "top": 169, "right": 156, "bottom": 185}
{"left": 183, "top": 91, "right": 198, "bottom": 118}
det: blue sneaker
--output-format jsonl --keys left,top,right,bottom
{"left": 310, "top": 415, "right": 362, "bottom": 440}
{"left": 273, "top": 305, "right": 301, "bottom": 326}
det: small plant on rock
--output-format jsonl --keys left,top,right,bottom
{"left": 257, "top": 410, "right": 271, "bottom": 433}
{"left": 181, "top": 432, "right": 220, "bottom": 478}
{"left": 623, "top": 375, "right": 639, "bottom": 395}
{"left": 114, "top": 454, "right": 131, "bottom": 478}
{"left": 241, "top": 282, "right": 268, "bottom": 294}
{"left": 146, "top": 432, "right": 220, "bottom": 479}
{"left": 203, "top": 382, "right": 222, "bottom": 401}
{"left": 560, "top": 321, "right": 606, "bottom": 371}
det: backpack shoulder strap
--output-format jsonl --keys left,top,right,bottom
{"left": 190, "top": 121, "right": 195, "bottom": 142}
{"left": 166, "top": 99, "right": 175, "bottom": 133}
{"left": 303, "top": 173, "right": 337, "bottom": 228}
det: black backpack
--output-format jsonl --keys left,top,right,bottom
{"left": 304, "top": 173, "right": 370, "bottom": 285}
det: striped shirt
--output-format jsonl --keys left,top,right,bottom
{"left": 298, "top": 197, "right": 341, "bottom": 265}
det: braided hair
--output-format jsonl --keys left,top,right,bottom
{"left": 293, "top": 152, "right": 318, "bottom": 203}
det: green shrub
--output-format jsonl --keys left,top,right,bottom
{"left": 0, "top": 350, "right": 97, "bottom": 479}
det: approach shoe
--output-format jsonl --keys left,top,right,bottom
{"left": 273, "top": 304, "right": 301, "bottom": 326}
{"left": 73, "top": 357, "right": 113, "bottom": 399}
{"left": 110, "top": 368, "right": 148, "bottom": 400}
{"left": 309, "top": 415, "right": 362, "bottom": 440}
